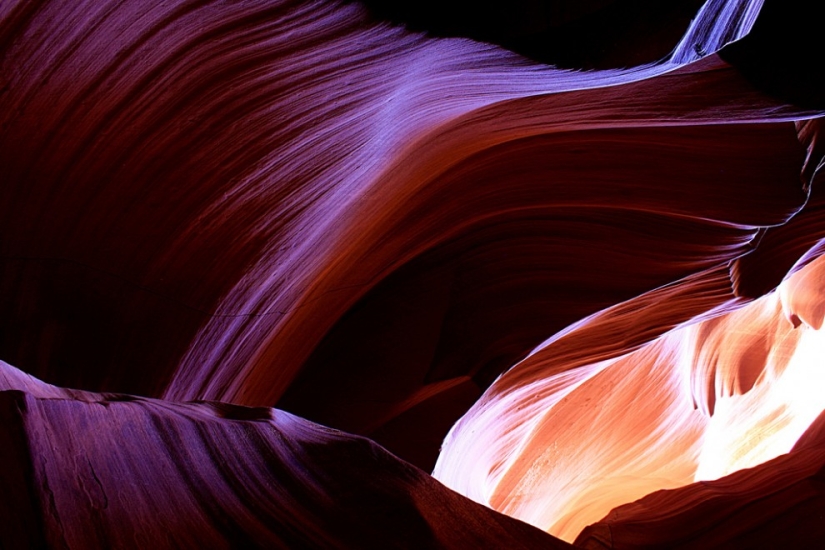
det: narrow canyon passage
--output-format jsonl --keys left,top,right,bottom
{"left": 1, "top": 0, "right": 824, "bottom": 547}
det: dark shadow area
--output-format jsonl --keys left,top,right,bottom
{"left": 720, "top": 0, "right": 825, "bottom": 109}
{"left": 352, "top": 0, "right": 705, "bottom": 69}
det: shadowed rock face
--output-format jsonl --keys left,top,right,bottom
{"left": 0, "top": 361, "right": 570, "bottom": 549}
{"left": 1, "top": 0, "right": 825, "bottom": 547}
{"left": 575, "top": 410, "right": 825, "bottom": 549}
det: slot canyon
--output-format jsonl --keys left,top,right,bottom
{"left": 1, "top": 0, "right": 824, "bottom": 547}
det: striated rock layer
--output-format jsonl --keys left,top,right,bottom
{"left": 0, "top": 360, "right": 570, "bottom": 549}
{"left": 2, "top": 0, "right": 822, "bottom": 469}
{"left": 3, "top": 0, "right": 825, "bottom": 546}
{"left": 576, "top": 409, "right": 825, "bottom": 549}
{"left": 435, "top": 252, "right": 825, "bottom": 541}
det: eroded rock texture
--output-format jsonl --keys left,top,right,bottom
{"left": 2, "top": 0, "right": 825, "bottom": 547}
{"left": 576, "top": 408, "right": 825, "bottom": 548}
{"left": 0, "top": 361, "right": 569, "bottom": 549}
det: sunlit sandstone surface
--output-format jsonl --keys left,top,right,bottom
{"left": 1, "top": 0, "right": 824, "bottom": 547}
{"left": 436, "top": 252, "right": 825, "bottom": 542}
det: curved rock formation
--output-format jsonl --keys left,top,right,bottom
{"left": 576, "top": 407, "right": 825, "bottom": 549}
{"left": 435, "top": 252, "right": 825, "bottom": 541}
{"left": 0, "top": 360, "right": 569, "bottom": 549}
{"left": 2, "top": 0, "right": 825, "bottom": 547}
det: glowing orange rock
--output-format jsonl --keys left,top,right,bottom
{"left": 435, "top": 254, "right": 825, "bottom": 541}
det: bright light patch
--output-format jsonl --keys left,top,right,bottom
{"left": 435, "top": 254, "right": 825, "bottom": 542}
{"left": 696, "top": 261, "right": 825, "bottom": 480}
